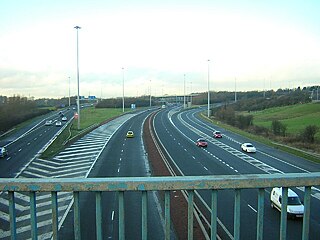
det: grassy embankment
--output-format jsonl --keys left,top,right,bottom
{"left": 251, "top": 102, "right": 320, "bottom": 140}
{"left": 205, "top": 102, "right": 320, "bottom": 163}
{"left": 41, "top": 107, "right": 123, "bottom": 159}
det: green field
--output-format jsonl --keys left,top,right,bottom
{"left": 75, "top": 107, "right": 123, "bottom": 130}
{"left": 251, "top": 102, "right": 320, "bottom": 139}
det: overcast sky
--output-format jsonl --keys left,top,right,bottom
{"left": 1, "top": 0, "right": 320, "bottom": 99}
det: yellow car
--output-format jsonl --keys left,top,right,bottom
{"left": 126, "top": 131, "right": 134, "bottom": 138}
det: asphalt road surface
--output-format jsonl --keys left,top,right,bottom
{"left": 153, "top": 106, "right": 320, "bottom": 240}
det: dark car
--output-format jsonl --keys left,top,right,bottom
{"left": 213, "top": 131, "right": 222, "bottom": 138}
{"left": 196, "top": 138, "right": 208, "bottom": 147}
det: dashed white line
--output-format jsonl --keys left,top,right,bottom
{"left": 34, "top": 138, "right": 37, "bottom": 141}
{"left": 18, "top": 149, "right": 22, "bottom": 152}
{"left": 204, "top": 166, "right": 208, "bottom": 171}
{"left": 117, "top": 168, "right": 120, "bottom": 173}
{"left": 111, "top": 211, "right": 115, "bottom": 220}
{"left": 27, "top": 142, "right": 30, "bottom": 145}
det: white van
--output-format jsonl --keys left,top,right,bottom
{"left": 270, "top": 187, "right": 304, "bottom": 218}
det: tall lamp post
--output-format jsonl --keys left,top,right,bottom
{"left": 122, "top": 67, "right": 125, "bottom": 112}
{"left": 190, "top": 81, "right": 193, "bottom": 106}
{"left": 68, "top": 76, "right": 71, "bottom": 107}
{"left": 74, "top": 26, "right": 81, "bottom": 130}
{"left": 207, "top": 59, "right": 210, "bottom": 118}
{"left": 183, "top": 74, "right": 186, "bottom": 109}
{"left": 149, "top": 79, "right": 152, "bottom": 107}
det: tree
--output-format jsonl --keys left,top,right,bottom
{"left": 271, "top": 120, "right": 287, "bottom": 136}
{"left": 300, "top": 125, "right": 319, "bottom": 143}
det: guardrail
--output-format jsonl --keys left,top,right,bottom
{"left": 1, "top": 172, "right": 319, "bottom": 240}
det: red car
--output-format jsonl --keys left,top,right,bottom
{"left": 196, "top": 138, "right": 208, "bottom": 147}
{"left": 213, "top": 131, "right": 222, "bottom": 138}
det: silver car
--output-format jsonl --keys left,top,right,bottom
{"left": 0, "top": 147, "right": 8, "bottom": 158}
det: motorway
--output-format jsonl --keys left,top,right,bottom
{"left": 1, "top": 105, "right": 320, "bottom": 239}
{"left": 57, "top": 109, "right": 165, "bottom": 239}
{"left": 0, "top": 108, "right": 165, "bottom": 239}
{"left": 153, "top": 106, "right": 320, "bottom": 239}
{"left": 0, "top": 108, "right": 74, "bottom": 178}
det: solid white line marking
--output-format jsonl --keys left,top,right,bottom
{"left": 248, "top": 204, "right": 257, "bottom": 213}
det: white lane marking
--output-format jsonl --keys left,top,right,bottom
{"left": 204, "top": 166, "right": 208, "bottom": 171}
{"left": 119, "top": 157, "right": 122, "bottom": 161}
{"left": 192, "top": 156, "right": 196, "bottom": 159}
{"left": 248, "top": 204, "right": 257, "bottom": 213}
{"left": 6, "top": 157, "right": 11, "bottom": 161}
{"left": 184, "top": 148, "right": 187, "bottom": 151}
{"left": 18, "top": 149, "right": 22, "bottom": 152}
{"left": 27, "top": 142, "right": 30, "bottom": 145}
{"left": 34, "top": 138, "right": 37, "bottom": 141}
{"left": 117, "top": 168, "right": 120, "bottom": 173}
{"left": 111, "top": 211, "right": 115, "bottom": 220}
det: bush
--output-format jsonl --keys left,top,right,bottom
{"left": 235, "top": 115, "right": 253, "bottom": 129}
{"left": 271, "top": 120, "right": 287, "bottom": 136}
{"left": 300, "top": 125, "right": 319, "bottom": 143}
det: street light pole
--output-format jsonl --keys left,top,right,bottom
{"left": 68, "top": 76, "right": 71, "bottom": 107}
{"left": 207, "top": 59, "right": 210, "bottom": 118}
{"left": 122, "top": 67, "right": 125, "bottom": 113}
{"left": 74, "top": 26, "right": 81, "bottom": 130}
{"left": 183, "top": 74, "right": 186, "bottom": 109}
{"left": 235, "top": 77, "right": 237, "bottom": 103}
{"left": 149, "top": 79, "right": 152, "bottom": 107}
{"left": 190, "top": 81, "right": 192, "bottom": 106}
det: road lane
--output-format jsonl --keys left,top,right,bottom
{"left": 153, "top": 106, "right": 320, "bottom": 239}
{"left": 57, "top": 110, "right": 165, "bottom": 240}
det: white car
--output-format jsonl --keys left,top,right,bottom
{"left": 45, "top": 120, "right": 53, "bottom": 126}
{"left": 55, "top": 121, "right": 62, "bottom": 127}
{"left": 0, "top": 147, "right": 8, "bottom": 158}
{"left": 241, "top": 143, "right": 256, "bottom": 153}
{"left": 271, "top": 187, "right": 304, "bottom": 218}
{"left": 62, "top": 116, "right": 67, "bottom": 121}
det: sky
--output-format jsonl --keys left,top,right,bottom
{"left": 1, "top": 0, "right": 320, "bottom": 99}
